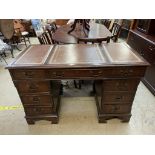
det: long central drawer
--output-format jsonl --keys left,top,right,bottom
{"left": 10, "top": 66, "right": 146, "bottom": 80}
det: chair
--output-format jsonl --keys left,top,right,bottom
{"left": 0, "top": 48, "right": 8, "bottom": 64}
{"left": 14, "top": 28, "right": 31, "bottom": 47}
{"left": 95, "top": 19, "right": 101, "bottom": 24}
{"left": 103, "top": 20, "right": 111, "bottom": 29}
{"left": 0, "top": 38, "right": 13, "bottom": 63}
{"left": 41, "top": 22, "right": 58, "bottom": 44}
{"left": 50, "top": 22, "right": 57, "bottom": 32}
{"left": 0, "top": 51, "right": 7, "bottom": 64}
{"left": 0, "top": 40, "right": 11, "bottom": 64}
{"left": 77, "top": 37, "right": 110, "bottom": 89}
{"left": 3, "top": 34, "right": 22, "bottom": 57}
{"left": 38, "top": 31, "right": 53, "bottom": 45}
{"left": 110, "top": 22, "right": 122, "bottom": 42}
{"left": 46, "top": 29, "right": 57, "bottom": 44}
{"left": 13, "top": 19, "right": 31, "bottom": 47}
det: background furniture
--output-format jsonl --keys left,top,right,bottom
{"left": 6, "top": 43, "right": 148, "bottom": 124}
{"left": 68, "top": 19, "right": 90, "bottom": 34}
{"left": 135, "top": 19, "right": 155, "bottom": 35}
{"left": 38, "top": 31, "right": 53, "bottom": 44}
{"left": 55, "top": 19, "right": 69, "bottom": 26}
{"left": 102, "top": 19, "right": 111, "bottom": 29}
{"left": 77, "top": 37, "right": 110, "bottom": 44}
{"left": 110, "top": 22, "right": 122, "bottom": 42}
{"left": 0, "top": 19, "right": 19, "bottom": 57}
{"left": 13, "top": 20, "right": 31, "bottom": 47}
{"left": 127, "top": 19, "right": 155, "bottom": 96}
{"left": 0, "top": 19, "right": 28, "bottom": 52}
{"left": 14, "top": 28, "right": 30, "bottom": 47}
{"left": 52, "top": 21, "right": 112, "bottom": 44}
{"left": 119, "top": 19, "right": 132, "bottom": 39}
{"left": 0, "top": 38, "right": 13, "bottom": 59}
{"left": 0, "top": 41, "right": 8, "bottom": 64}
{"left": 21, "top": 20, "right": 36, "bottom": 37}
{"left": 0, "top": 51, "right": 7, "bottom": 64}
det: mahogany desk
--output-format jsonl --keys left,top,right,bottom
{"left": 6, "top": 43, "right": 149, "bottom": 124}
{"left": 52, "top": 22, "right": 112, "bottom": 44}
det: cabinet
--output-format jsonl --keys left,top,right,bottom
{"left": 95, "top": 78, "right": 140, "bottom": 123}
{"left": 136, "top": 19, "right": 155, "bottom": 35}
{"left": 10, "top": 69, "right": 61, "bottom": 124}
{"left": 127, "top": 29, "right": 155, "bottom": 95}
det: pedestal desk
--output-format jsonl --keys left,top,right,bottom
{"left": 6, "top": 43, "right": 149, "bottom": 124}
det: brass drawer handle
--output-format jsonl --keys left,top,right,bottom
{"left": 116, "top": 82, "right": 128, "bottom": 89}
{"left": 33, "top": 108, "right": 41, "bottom": 112}
{"left": 148, "top": 46, "right": 155, "bottom": 51}
{"left": 32, "top": 96, "right": 40, "bottom": 103}
{"left": 51, "top": 71, "right": 64, "bottom": 77}
{"left": 90, "top": 70, "right": 103, "bottom": 77}
{"left": 29, "top": 83, "right": 38, "bottom": 91}
{"left": 112, "top": 105, "right": 120, "bottom": 112}
{"left": 120, "top": 70, "right": 124, "bottom": 73}
{"left": 115, "top": 96, "right": 123, "bottom": 101}
{"left": 140, "top": 51, "right": 144, "bottom": 56}
{"left": 24, "top": 71, "right": 33, "bottom": 78}
{"left": 120, "top": 70, "right": 128, "bottom": 76}
{"left": 120, "top": 69, "right": 133, "bottom": 76}
{"left": 129, "top": 69, "right": 133, "bottom": 73}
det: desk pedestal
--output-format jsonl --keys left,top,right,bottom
{"left": 9, "top": 66, "right": 146, "bottom": 124}
{"left": 95, "top": 79, "right": 140, "bottom": 123}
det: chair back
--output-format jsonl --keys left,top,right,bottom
{"left": 103, "top": 20, "right": 111, "bottom": 29}
{"left": 110, "top": 22, "right": 122, "bottom": 42}
{"left": 38, "top": 31, "right": 52, "bottom": 44}
{"left": 46, "top": 29, "right": 56, "bottom": 44}
{"left": 77, "top": 37, "right": 110, "bottom": 44}
{"left": 50, "top": 22, "right": 57, "bottom": 32}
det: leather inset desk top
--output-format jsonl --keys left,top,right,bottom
{"left": 13, "top": 45, "right": 53, "bottom": 65}
{"left": 103, "top": 43, "right": 143, "bottom": 64}
{"left": 7, "top": 43, "right": 149, "bottom": 69}
{"left": 48, "top": 44, "right": 106, "bottom": 65}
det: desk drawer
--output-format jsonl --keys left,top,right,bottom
{"left": 102, "top": 105, "right": 131, "bottom": 114}
{"left": 47, "top": 67, "right": 146, "bottom": 79}
{"left": 107, "top": 67, "right": 146, "bottom": 78}
{"left": 21, "top": 94, "right": 53, "bottom": 106}
{"left": 14, "top": 80, "right": 51, "bottom": 94}
{"left": 102, "top": 92, "right": 135, "bottom": 103}
{"left": 103, "top": 79, "right": 140, "bottom": 91}
{"left": 47, "top": 69, "right": 104, "bottom": 78}
{"left": 11, "top": 69, "right": 46, "bottom": 80}
{"left": 24, "top": 106, "right": 53, "bottom": 116}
